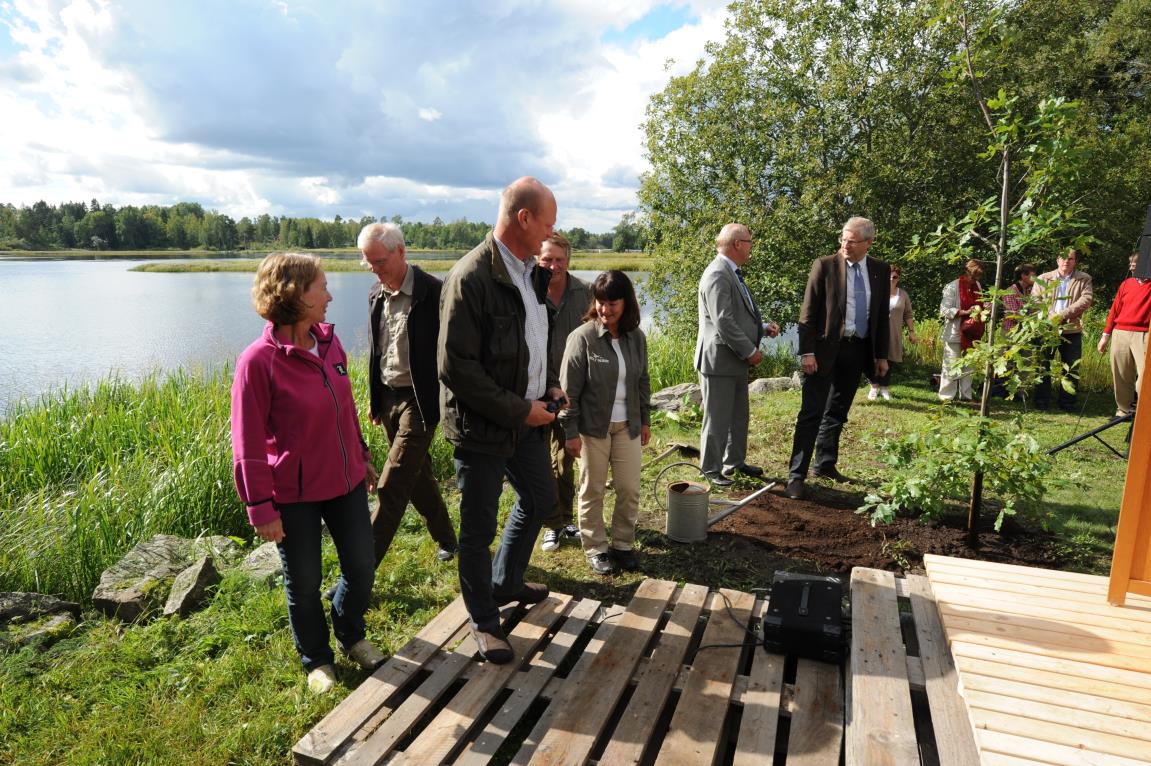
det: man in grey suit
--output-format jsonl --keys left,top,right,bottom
{"left": 695, "top": 223, "right": 780, "bottom": 486}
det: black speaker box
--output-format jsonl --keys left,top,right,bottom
{"left": 762, "top": 571, "right": 845, "bottom": 663}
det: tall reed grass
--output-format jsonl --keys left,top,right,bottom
{"left": 645, "top": 331, "right": 797, "bottom": 392}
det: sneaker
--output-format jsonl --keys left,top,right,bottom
{"left": 306, "top": 664, "right": 337, "bottom": 694}
{"left": 435, "top": 545, "right": 457, "bottom": 562}
{"left": 589, "top": 552, "right": 616, "bottom": 575}
{"left": 540, "top": 529, "right": 560, "bottom": 552}
{"left": 880, "top": 388, "right": 893, "bottom": 401}
{"left": 867, "top": 386, "right": 879, "bottom": 400}
{"left": 560, "top": 524, "right": 580, "bottom": 539}
{"left": 344, "top": 639, "right": 387, "bottom": 671}
{"left": 611, "top": 548, "right": 640, "bottom": 572}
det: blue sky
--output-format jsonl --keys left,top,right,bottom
{"left": 0, "top": 0, "right": 730, "bottom": 231}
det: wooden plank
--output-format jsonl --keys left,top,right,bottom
{"left": 391, "top": 594, "right": 573, "bottom": 765}
{"left": 927, "top": 569, "right": 1132, "bottom": 608}
{"left": 904, "top": 575, "right": 981, "bottom": 766}
{"left": 847, "top": 568, "right": 918, "bottom": 766}
{"left": 981, "top": 753, "right": 1065, "bottom": 766}
{"left": 972, "top": 708, "right": 1151, "bottom": 761}
{"left": 731, "top": 600, "right": 785, "bottom": 766}
{"left": 963, "top": 688, "right": 1151, "bottom": 742}
{"left": 929, "top": 582, "right": 1151, "bottom": 633}
{"left": 924, "top": 553, "right": 1122, "bottom": 590}
{"left": 977, "top": 728, "right": 1151, "bottom": 766}
{"left": 527, "top": 578, "right": 678, "bottom": 766}
{"left": 950, "top": 642, "right": 1151, "bottom": 700}
{"left": 597, "top": 583, "right": 711, "bottom": 766}
{"left": 653, "top": 589, "right": 757, "bottom": 766}
{"left": 293, "top": 596, "right": 470, "bottom": 764}
{"left": 935, "top": 599, "right": 1151, "bottom": 646}
{"left": 955, "top": 656, "right": 1151, "bottom": 708}
{"left": 453, "top": 597, "right": 602, "bottom": 766}
{"left": 787, "top": 658, "right": 843, "bottom": 766}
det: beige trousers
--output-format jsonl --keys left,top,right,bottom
{"left": 1111, "top": 329, "right": 1147, "bottom": 415}
{"left": 577, "top": 421, "right": 642, "bottom": 557}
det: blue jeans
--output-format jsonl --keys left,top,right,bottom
{"left": 454, "top": 426, "right": 554, "bottom": 633}
{"left": 276, "top": 481, "right": 375, "bottom": 671}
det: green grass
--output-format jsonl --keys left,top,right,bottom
{"left": 0, "top": 331, "right": 1128, "bottom": 764}
{"left": 128, "top": 252, "right": 655, "bottom": 274}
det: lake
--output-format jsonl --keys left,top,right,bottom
{"left": 0, "top": 258, "right": 665, "bottom": 415}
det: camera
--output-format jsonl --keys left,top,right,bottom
{"left": 544, "top": 396, "right": 567, "bottom": 413}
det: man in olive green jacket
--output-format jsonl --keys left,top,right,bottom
{"left": 438, "top": 176, "right": 566, "bottom": 665}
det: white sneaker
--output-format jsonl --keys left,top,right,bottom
{"left": 307, "top": 664, "right": 337, "bottom": 694}
{"left": 560, "top": 524, "right": 580, "bottom": 539}
{"left": 540, "top": 528, "right": 560, "bottom": 552}
{"left": 880, "top": 388, "right": 893, "bottom": 400}
{"left": 867, "top": 387, "right": 879, "bottom": 400}
{"left": 344, "top": 639, "right": 387, "bottom": 670}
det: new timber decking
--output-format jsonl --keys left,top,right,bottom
{"left": 293, "top": 570, "right": 977, "bottom": 765}
{"left": 924, "top": 554, "right": 1151, "bottom": 765}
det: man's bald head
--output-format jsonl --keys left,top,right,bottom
{"left": 494, "top": 176, "right": 557, "bottom": 261}
{"left": 716, "top": 223, "right": 753, "bottom": 266}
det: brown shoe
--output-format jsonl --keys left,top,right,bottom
{"left": 785, "top": 478, "right": 806, "bottom": 500}
{"left": 470, "top": 626, "right": 514, "bottom": 665}
{"left": 493, "top": 582, "right": 550, "bottom": 606}
{"left": 812, "top": 466, "right": 853, "bottom": 483}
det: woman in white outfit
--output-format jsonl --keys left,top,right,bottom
{"left": 938, "top": 259, "right": 984, "bottom": 401}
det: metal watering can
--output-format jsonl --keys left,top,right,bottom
{"left": 654, "top": 462, "right": 711, "bottom": 543}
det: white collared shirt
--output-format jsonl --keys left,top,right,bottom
{"left": 495, "top": 236, "right": 549, "bottom": 401}
{"left": 844, "top": 255, "right": 871, "bottom": 337}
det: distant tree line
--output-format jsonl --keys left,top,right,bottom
{"left": 0, "top": 199, "right": 647, "bottom": 253}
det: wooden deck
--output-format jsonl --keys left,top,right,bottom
{"left": 924, "top": 554, "right": 1151, "bottom": 765}
{"left": 292, "top": 569, "right": 978, "bottom": 765}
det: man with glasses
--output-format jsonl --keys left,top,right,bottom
{"left": 786, "top": 217, "right": 890, "bottom": 500}
{"left": 694, "top": 223, "right": 780, "bottom": 486}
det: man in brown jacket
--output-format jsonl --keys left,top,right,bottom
{"left": 1032, "top": 248, "right": 1094, "bottom": 411}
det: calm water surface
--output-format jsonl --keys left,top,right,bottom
{"left": 0, "top": 259, "right": 656, "bottom": 416}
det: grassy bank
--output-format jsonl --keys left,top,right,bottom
{"left": 0, "top": 331, "right": 1127, "bottom": 764}
{"left": 128, "top": 252, "right": 655, "bottom": 273}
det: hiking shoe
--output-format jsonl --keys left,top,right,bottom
{"left": 344, "top": 639, "right": 387, "bottom": 671}
{"left": 589, "top": 552, "right": 616, "bottom": 575}
{"left": 306, "top": 664, "right": 337, "bottom": 694}
{"left": 611, "top": 548, "right": 640, "bottom": 572}
{"left": 435, "top": 545, "right": 457, "bottom": 562}
{"left": 471, "top": 626, "right": 514, "bottom": 665}
{"left": 540, "top": 529, "right": 560, "bottom": 552}
{"left": 560, "top": 524, "right": 580, "bottom": 539}
{"left": 494, "top": 582, "right": 550, "bottom": 606}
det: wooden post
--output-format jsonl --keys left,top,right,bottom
{"left": 1107, "top": 336, "right": 1151, "bottom": 605}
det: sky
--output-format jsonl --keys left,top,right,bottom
{"left": 0, "top": 0, "right": 732, "bottom": 232}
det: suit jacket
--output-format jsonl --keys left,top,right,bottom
{"left": 1032, "top": 269, "right": 1093, "bottom": 334}
{"left": 694, "top": 254, "right": 764, "bottom": 376}
{"left": 369, "top": 264, "right": 441, "bottom": 428}
{"left": 797, "top": 253, "right": 891, "bottom": 377}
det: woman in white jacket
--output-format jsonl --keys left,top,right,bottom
{"left": 938, "top": 259, "right": 984, "bottom": 401}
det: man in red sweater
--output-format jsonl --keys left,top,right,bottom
{"left": 1098, "top": 253, "right": 1151, "bottom": 416}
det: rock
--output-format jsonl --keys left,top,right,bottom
{"left": 234, "top": 542, "right": 282, "bottom": 585}
{"left": 0, "top": 592, "right": 81, "bottom": 624}
{"left": 7, "top": 613, "right": 76, "bottom": 649}
{"left": 163, "top": 556, "right": 221, "bottom": 618}
{"left": 91, "top": 534, "right": 242, "bottom": 621}
{"left": 651, "top": 383, "right": 702, "bottom": 412}
{"left": 749, "top": 374, "right": 802, "bottom": 394}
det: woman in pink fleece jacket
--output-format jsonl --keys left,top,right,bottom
{"left": 231, "top": 252, "right": 384, "bottom": 693}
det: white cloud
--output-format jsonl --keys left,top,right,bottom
{"left": 0, "top": 1, "right": 729, "bottom": 230}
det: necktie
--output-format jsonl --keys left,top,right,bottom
{"left": 853, "top": 262, "right": 867, "bottom": 338}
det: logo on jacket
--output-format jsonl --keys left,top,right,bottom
{"left": 589, "top": 352, "right": 610, "bottom": 364}
{"left": 334, "top": 362, "right": 348, "bottom": 376}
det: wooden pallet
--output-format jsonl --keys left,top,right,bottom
{"left": 293, "top": 572, "right": 976, "bottom": 765}
{"left": 924, "top": 554, "right": 1151, "bottom": 765}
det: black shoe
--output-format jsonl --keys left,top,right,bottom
{"left": 435, "top": 545, "right": 457, "bottom": 562}
{"left": 588, "top": 552, "right": 616, "bottom": 575}
{"left": 785, "top": 478, "right": 806, "bottom": 500}
{"left": 322, "top": 583, "right": 338, "bottom": 602}
{"left": 471, "top": 626, "right": 514, "bottom": 665}
{"left": 812, "top": 466, "right": 853, "bottom": 483}
{"left": 706, "top": 472, "right": 734, "bottom": 487}
{"left": 493, "top": 582, "right": 550, "bottom": 606}
{"left": 611, "top": 548, "right": 640, "bottom": 572}
{"left": 731, "top": 463, "right": 764, "bottom": 477}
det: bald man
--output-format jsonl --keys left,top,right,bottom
{"left": 438, "top": 176, "right": 566, "bottom": 664}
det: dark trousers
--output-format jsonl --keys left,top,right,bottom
{"left": 867, "top": 361, "right": 894, "bottom": 387}
{"left": 541, "top": 419, "right": 574, "bottom": 531}
{"left": 1034, "top": 332, "right": 1083, "bottom": 410}
{"left": 276, "top": 482, "right": 375, "bottom": 671}
{"left": 454, "top": 426, "right": 554, "bottom": 632}
{"left": 372, "top": 386, "right": 457, "bottom": 565}
{"left": 789, "top": 338, "right": 868, "bottom": 480}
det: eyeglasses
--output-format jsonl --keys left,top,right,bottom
{"left": 841, "top": 238, "right": 871, "bottom": 247}
{"left": 735, "top": 238, "right": 753, "bottom": 245}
